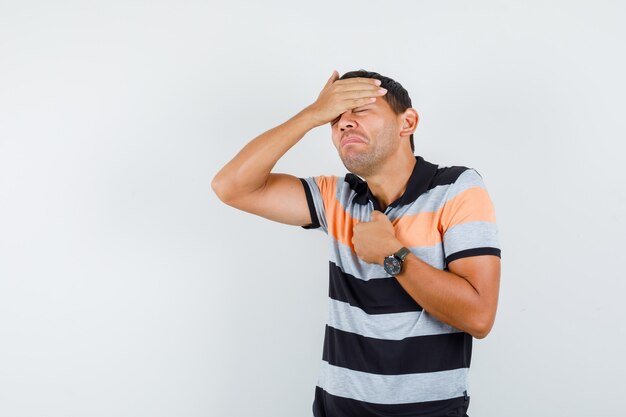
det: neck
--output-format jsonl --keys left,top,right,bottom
{"left": 363, "top": 153, "right": 417, "bottom": 211}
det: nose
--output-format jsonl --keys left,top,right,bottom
{"left": 337, "top": 112, "right": 356, "bottom": 131}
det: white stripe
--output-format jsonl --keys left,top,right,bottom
{"left": 328, "top": 299, "right": 460, "bottom": 340}
{"left": 317, "top": 360, "right": 468, "bottom": 404}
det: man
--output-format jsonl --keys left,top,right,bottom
{"left": 212, "top": 70, "right": 501, "bottom": 417}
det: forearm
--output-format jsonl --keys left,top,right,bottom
{"left": 395, "top": 254, "right": 494, "bottom": 338}
{"left": 211, "top": 107, "right": 319, "bottom": 201}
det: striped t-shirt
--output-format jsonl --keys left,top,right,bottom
{"left": 299, "top": 155, "right": 501, "bottom": 417}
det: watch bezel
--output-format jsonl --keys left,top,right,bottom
{"left": 384, "top": 255, "right": 402, "bottom": 276}
{"left": 384, "top": 247, "right": 410, "bottom": 276}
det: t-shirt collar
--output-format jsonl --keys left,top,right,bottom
{"left": 345, "top": 156, "right": 439, "bottom": 207}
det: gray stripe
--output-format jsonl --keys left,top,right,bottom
{"left": 317, "top": 360, "right": 468, "bottom": 404}
{"left": 446, "top": 168, "right": 486, "bottom": 197}
{"left": 334, "top": 176, "right": 372, "bottom": 222}
{"left": 408, "top": 245, "right": 446, "bottom": 270}
{"left": 328, "top": 299, "right": 460, "bottom": 340}
{"left": 331, "top": 169, "right": 487, "bottom": 222}
{"left": 389, "top": 169, "right": 487, "bottom": 218}
{"left": 329, "top": 237, "right": 388, "bottom": 280}
{"left": 443, "top": 221, "right": 500, "bottom": 257}
{"left": 303, "top": 177, "right": 328, "bottom": 234}
{"left": 387, "top": 183, "right": 454, "bottom": 219}
{"left": 333, "top": 177, "right": 453, "bottom": 221}
{"left": 329, "top": 236, "right": 445, "bottom": 281}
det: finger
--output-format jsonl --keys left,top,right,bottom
{"left": 333, "top": 83, "right": 386, "bottom": 93}
{"left": 334, "top": 77, "right": 382, "bottom": 87}
{"left": 324, "top": 70, "right": 340, "bottom": 88}
{"left": 342, "top": 96, "right": 381, "bottom": 108}
{"left": 334, "top": 78, "right": 381, "bottom": 90}
{"left": 332, "top": 91, "right": 386, "bottom": 116}
{"left": 338, "top": 88, "right": 387, "bottom": 102}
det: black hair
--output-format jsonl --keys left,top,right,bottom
{"left": 339, "top": 69, "right": 414, "bottom": 153}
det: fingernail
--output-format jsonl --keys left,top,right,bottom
{"left": 374, "top": 79, "right": 382, "bottom": 86}
{"left": 379, "top": 88, "right": 387, "bottom": 94}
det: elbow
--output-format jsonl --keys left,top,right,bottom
{"left": 468, "top": 314, "right": 495, "bottom": 340}
{"left": 211, "top": 172, "right": 234, "bottom": 204}
{"left": 471, "top": 327, "right": 491, "bottom": 340}
{"left": 211, "top": 174, "right": 226, "bottom": 201}
{"left": 211, "top": 168, "right": 267, "bottom": 205}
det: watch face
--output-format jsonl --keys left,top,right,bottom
{"left": 384, "top": 256, "right": 402, "bottom": 276}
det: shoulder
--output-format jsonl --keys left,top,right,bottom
{"left": 301, "top": 175, "right": 340, "bottom": 192}
{"left": 431, "top": 164, "right": 487, "bottom": 193}
{"left": 432, "top": 165, "right": 470, "bottom": 185}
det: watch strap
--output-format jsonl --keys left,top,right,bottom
{"left": 395, "top": 247, "right": 410, "bottom": 261}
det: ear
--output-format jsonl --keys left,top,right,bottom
{"left": 399, "top": 108, "right": 419, "bottom": 137}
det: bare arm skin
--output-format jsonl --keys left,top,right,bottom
{"left": 211, "top": 71, "right": 386, "bottom": 225}
{"left": 211, "top": 111, "right": 318, "bottom": 226}
{"left": 395, "top": 253, "right": 501, "bottom": 339}
{"left": 353, "top": 211, "right": 501, "bottom": 339}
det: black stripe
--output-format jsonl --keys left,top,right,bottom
{"left": 446, "top": 247, "right": 501, "bottom": 264}
{"left": 344, "top": 173, "right": 370, "bottom": 205}
{"left": 344, "top": 156, "right": 472, "bottom": 207}
{"left": 313, "top": 386, "right": 469, "bottom": 417}
{"left": 329, "top": 262, "right": 422, "bottom": 314}
{"left": 299, "top": 178, "right": 321, "bottom": 230}
{"left": 430, "top": 165, "right": 469, "bottom": 188}
{"left": 322, "top": 325, "right": 471, "bottom": 375}
{"left": 390, "top": 156, "right": 440, "bottom": 208}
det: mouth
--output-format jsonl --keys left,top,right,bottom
{"left": 341, "top": 135, "right": 367, "bottom": 148}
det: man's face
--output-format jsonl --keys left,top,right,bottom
{"left": 331, "top": 96, "right": 402, "bottom": 178}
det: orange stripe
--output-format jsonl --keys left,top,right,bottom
{"left": 316, "top": 176, "right": 359, "bottom": 250}
{"left": 315, "top": 176, "right": 337, "bottom": 210}
{"left": 393, "top": 212, "right": 442, "bottom": 247}
{"left": 439, "top": 187, "right": 496, "bottom": 231}
{"left": 316, "top": 178, "right": 495, "bottom": 251}
{"left": 389, "top": 187, "right": 496, "bottom": 247}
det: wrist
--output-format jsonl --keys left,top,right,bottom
{"left": 298, "top": 105, "right": 326, "bottom": 128}
{"left": 380, "top": 239, "right": 404, "bottom": 265}
{"left": 383, "top": 246, "right": 411, "bottom": 276}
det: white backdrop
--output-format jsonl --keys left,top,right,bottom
{"left": 1, "top": 1, "right": 625, "bottom": 416}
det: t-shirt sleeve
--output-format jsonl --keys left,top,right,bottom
{"left": 299, "top": 176, "right": 330, "bottom": 234}
{"left": 439, "top": 168, "right": 501, "bottom": 266}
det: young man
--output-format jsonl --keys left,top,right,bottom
{"left": 212, "top": 70, "right": 501, "bottom": 417}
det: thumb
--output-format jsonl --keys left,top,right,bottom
{"left": 324, "top": 70, "right": 339, "bottom": 88}
{"left": 371, "top": 210, "right": 383, "bottom": 221}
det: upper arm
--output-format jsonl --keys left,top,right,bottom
{"left": 448, "top": 255, "right": 501, "bottom": 331}
{"left": 219, "top": 173, "right": 314, "bottom": 227}
{"left": 439, "top": 168, "right": 501, "bottom": 336}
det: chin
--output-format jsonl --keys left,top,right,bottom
{"left": 342, "top": 158, "right": 375, "bottom": 178}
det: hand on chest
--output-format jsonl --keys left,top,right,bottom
{"left": 351, "top": 210, "right": 403, "bottom": 265}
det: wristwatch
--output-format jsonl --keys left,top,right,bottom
{"left": 383, "top": 247, "right": 411, "bottom": 276}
